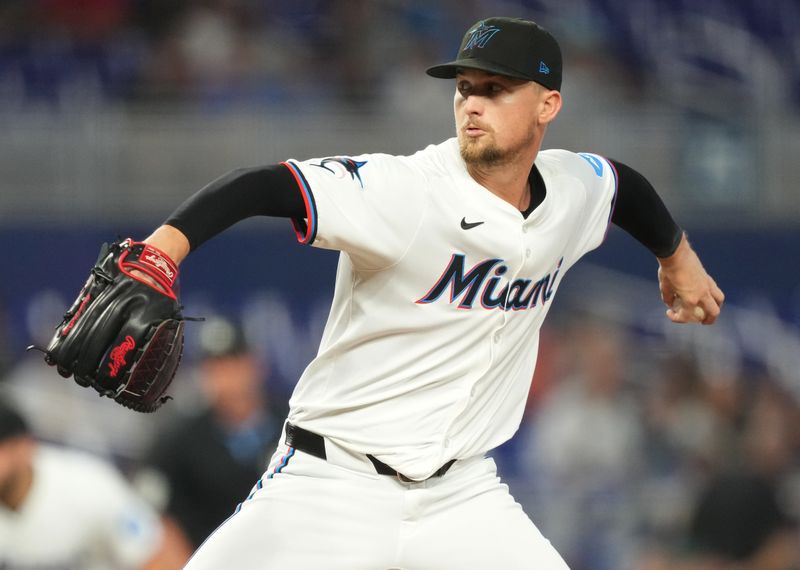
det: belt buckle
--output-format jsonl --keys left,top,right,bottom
{"left": 397, "top": 472, "right": 415, "bottom": 483}
{"left": 396, "top": 462, "right": 449, "bottom": 483}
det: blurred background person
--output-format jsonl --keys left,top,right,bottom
{"left": 676, "top": 372, "right": 800, "bottom": 570}
{"left": 636, "top": 352, "right": 739, "bottom": 555}
{"left": 522, "top": 318, "right": 645, "bottom": 570}
{"left": 138, "top": 316, "right": 285, "bottom": 555}
{"left": 0, "top": 397, "right": 181, "bottom": 569}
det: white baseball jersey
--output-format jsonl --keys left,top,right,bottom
{"left": 0, "top": 445, "right": 162, "bottom": 570}
{"left": 282, "top": 138, "right": 617, "bottom": 480}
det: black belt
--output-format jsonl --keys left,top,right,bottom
{"left": 285, "top": 422, "right": 455, "bottom": 483}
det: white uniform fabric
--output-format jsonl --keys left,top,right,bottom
{"left": 0, "top": 445, "right": 162, "bottom": 570}
{"left": 284, "top": 138, "right": 617, "bottom": 480}
{"left": 186, "top": 432, "right": 569, "bottom": 570}
{"left": 186, "top": 138, "right": 616, "bottom": 570}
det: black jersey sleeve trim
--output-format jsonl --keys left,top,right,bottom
{"left": 281, "top": 161, "right": 318, "bottom": 246}
{"left": 609, "top": 158, "right": 683, "bottom": 258}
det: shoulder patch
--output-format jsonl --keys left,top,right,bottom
{"left": 578, "top": 153, "right": 604, "bottom": 177}
{"left": 312, "top": 157, "right": 368, "bottom": 188}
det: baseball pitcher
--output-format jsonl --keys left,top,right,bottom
{"left": 36, "top": 17, "right": 724, "bottom": 570}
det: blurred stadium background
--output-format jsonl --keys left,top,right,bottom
{"left": 1, "top": 1, "right": 798, "bottom": 569}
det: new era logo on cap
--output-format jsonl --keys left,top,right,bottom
{"left": 425, "top": 17, "right": 563, "bottom": 91}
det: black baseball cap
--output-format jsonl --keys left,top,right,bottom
{"left": 198, "top": 317, "right": 250, "bottom": 360}
{"left": 0, "top": 399, "right": 29, "bottom": 443}
{"left": 426, "top": 17, "right": 562, "bottom": 91}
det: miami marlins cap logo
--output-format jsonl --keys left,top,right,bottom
{"left": 313, "top": 157, "right": 368, "bottom": 188}
{"left": 464, "top": 21, "right": 501, "bottom": 50}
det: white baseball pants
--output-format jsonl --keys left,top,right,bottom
{"left": 184, "top": 436, "right": 569, "bottom": 569}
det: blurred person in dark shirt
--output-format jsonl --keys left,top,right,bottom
{"left": 141, "top": 316, "right": 285, "bottom": 552}
{"left": 686, "top": 471, "right": 798, "bottom": 570}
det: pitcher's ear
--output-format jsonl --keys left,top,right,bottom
{"left": 538, "top": 89, "right": 562, "bottom": 124}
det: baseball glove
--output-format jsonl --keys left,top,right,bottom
{"left": 34, "top": 238, "right": 185, "bottom": 412}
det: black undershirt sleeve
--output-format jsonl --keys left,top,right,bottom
{"left": 164, "top": 164, "right": 305, "bottom": 252}
{"left": 609, "top": 159, "right": 683, "bottom": 258}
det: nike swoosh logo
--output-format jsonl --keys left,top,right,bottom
{"left": 460, "top": 217, "right": 484, "bottom": 230}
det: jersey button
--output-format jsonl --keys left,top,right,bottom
{"left": 493, "top": 332, "right": 501, "bottom": 343}
{"left": 522, "top": 226, "right": 528, "bottom": 234}
{"left": 525, "top": 248, "right": 532, "bottom": 258}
